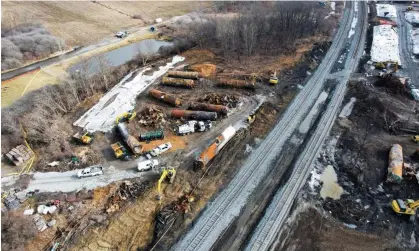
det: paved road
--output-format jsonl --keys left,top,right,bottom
{"left": 171, "top": 3, "right": 357, "bottom": 251}
{"left": 396, "top": 5, "right": 419, "bottom": 89}
{"left": 244, "top": 2, "right": 368, "bottom": 250}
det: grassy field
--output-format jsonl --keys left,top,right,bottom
{"left": 1, "top": 1, "right": 203, "bottom": 46}
{"left": 1, "top": 31, "right": 157, "bottom": 107}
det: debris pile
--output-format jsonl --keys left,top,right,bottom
{"left": 5, "top": 144, "right": 33, "bottom": 166}
{"left": 197, "top": 93, "right": 240, "bottom": 108}
{"left": 154, "top": 203, "right": 180, "bottom": 240}
{"left": 106, "top": 180, "right": 152, "bottom": 214}
{"left": 138, "top": 106, "right": 167, "bottom": 127}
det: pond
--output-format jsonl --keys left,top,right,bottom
{"left": 69, "top": 39, "right": 173, "bottom": 74}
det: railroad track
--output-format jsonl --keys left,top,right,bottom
{"left": 172, "top": 4, "right": 356, "bottom": 251}
{"left": 244, "top": 2, "right": 368, "bottom": 251}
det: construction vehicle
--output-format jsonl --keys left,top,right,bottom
{"left": 407, "top": 6, "right": 413, "bottom": 11}
{"left": 375, "top": 61, "right": 398, "bottom": 72}
{"left": 413, "top": 135, "right": 419, "bottom": 143}
{"left": 72, "top": 131, "right": 93, "bottom": 144}
{"left": 269, "top": 71, "right": 278, "bottom": 85}
{"left": 139, "top": 129, "right": 164, "bottom": 143}
{"left": 175, "top": 120, "right": 212, "bottom": 136}
{"left": 111, "top": 142, "right": 129, "bottom": 160}
{"left": 391, "top": 199, "right": 419, "bottom": 219}
{"left": 247, "top": 114, "right": 256, "bottom": 124}
{"left": 115, "top": 110, "right": 136, "bottom": 124}
{"left": 156, "top": 167, "right": 176, "bottom": 200}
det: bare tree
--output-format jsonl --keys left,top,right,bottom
{"left": 96, "top": 54, "right": 112, "bottom": 90}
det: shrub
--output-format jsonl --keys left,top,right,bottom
{"left": 1, "top": 23, "right": 65, "bottom": 70}
{"left": 1, "top": 212, "right": 37, "bottom": 251}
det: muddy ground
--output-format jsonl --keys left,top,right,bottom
{"left": 280, "top": 78, "right": 419, "bottom": 250}
{"left": 6, "top": 35, "right": 332, "bottom": 251}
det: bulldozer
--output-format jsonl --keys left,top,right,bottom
{"left": 73, "top": 131, "right": 94, "bottom": 144}
{"left": 246, "top": 114, "right": 256, "bottom": 124}
{"left": 376, "top": 61, "right": 398, "bottom": 72}
{"left": 269, "top": 71, "right": 278, "bottom": 85}
{"left": 115, "top": 110, "right": 136, "bottom": 124}
{"left": 412, "top": 135, "right": 419, "bottom": 143}
{"left": 391, "top": 199, "right": 419, "bottom": 219}
{"left": 156, "top": 166, "right": 176, "bottom": 200}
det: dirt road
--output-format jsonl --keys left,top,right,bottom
{"left": 171, "top": 3, "right": 358, "bottom": 251}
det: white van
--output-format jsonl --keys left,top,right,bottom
{"left": 137, "top": 159, "right": 159, "bottom": 172}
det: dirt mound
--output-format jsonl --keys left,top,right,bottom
{"left": 189, "top": 63, "right": 216, "bottom": 77}
{"left": 374, "top": 75, "right": 410, "bottom": 97}
{"left": 181, "top": 49, "right": 215, "bottom": 63}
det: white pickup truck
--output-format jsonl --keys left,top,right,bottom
{"left": 146, "top": 143, "right": 172, "bottom": 159}
{"left": 77, "top": 165, "right": 103, "bottom": 178}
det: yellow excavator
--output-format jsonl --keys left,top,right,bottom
{"left": 391, "top": 199, "right": 419, "bottom": 220}
{"left": 412, "top": 135, "right": 419, "bottom": 143}
{"left": 115, "top": 110, "right": 136, "bottom": 124}
{"left": 269, "top": 71, "right": 278, "bottom": 85}
{"left": 156, "top": 167, "right": 176, "bottom": 200}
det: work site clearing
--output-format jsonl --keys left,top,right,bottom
{"left": 1, "top": 1, "right": 419, "bottom": 251}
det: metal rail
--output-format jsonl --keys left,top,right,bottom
{"left": 173, "top": 3, "right": 356, "bottom": 251}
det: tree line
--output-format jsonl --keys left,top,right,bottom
{"left": 185, "top": 1, "right": 334, "bottom": 60}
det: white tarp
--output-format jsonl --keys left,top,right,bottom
{"left": 411, "top": 29, "right": 419, "bottom": 55}
{"left": 376, "top": 4, "right": 397, "bottom": 19}
{"left": 74, "top": 56, "right": 185, "bottom": 132}
{"left": 405, "top": 11, "right": 419, "bottom": 25}
{"left": 371, "top": 25, "right": 401, "bottom": 64}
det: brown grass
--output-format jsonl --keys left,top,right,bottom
{"left": 1, "top": 1, "right": 205, "bottom": 46}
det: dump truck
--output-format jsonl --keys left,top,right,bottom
{"left": 194, "top": 126, "right": 236, "bottom": 169}
{"left": 73, "top": 131, "right": 93, "bottom": 144}
{"left": 111, "top": 142, "right": 129, "bottom": 160}
{"left": 116, "top": 122, "right": 143, "bottom": 156}
{"left": 139, "top": 129, "right": 164, "bottom": 143}
{"left": 175, "top": 120, "right": 212, "bottom": 136}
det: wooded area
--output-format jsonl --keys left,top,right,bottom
{"left": 184, "top": 2, "right": 334, "bottom": 59}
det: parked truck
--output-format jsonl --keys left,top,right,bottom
{"left": 175, "top": 120, "right": 212, "bottom": 136}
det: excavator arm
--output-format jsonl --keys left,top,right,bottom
{"left": 408, "top": 200, "right": 419, "bottom": 210}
